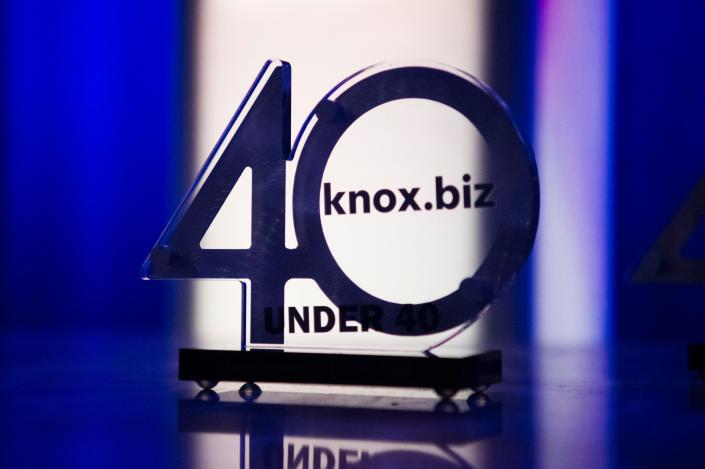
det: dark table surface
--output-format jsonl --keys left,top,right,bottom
{"left": 1, "top": 333, "right": 703, "bottom": 468}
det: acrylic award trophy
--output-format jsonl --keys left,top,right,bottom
{"left": 142, "top": 60, "right": 539, "bottom": 399}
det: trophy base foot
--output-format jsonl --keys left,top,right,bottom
{"left": 689, "top": 344, "right": 705, "bottom": 373}
{"left": 179, "top": 348, "right": 502, "bottom": 399}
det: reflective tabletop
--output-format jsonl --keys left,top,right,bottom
{"left": 1, "top": 334, "right": 703, "bottom": 468}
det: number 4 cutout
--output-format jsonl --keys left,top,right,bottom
{"left": 142, "top": 60, "right": 290, "bottom": 280}
{"left": 632, "top": 172, "right": 705, "bottom": 283}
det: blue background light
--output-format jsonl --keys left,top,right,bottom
{"left": 2, "top": 0, "right": 705, "bottom": 352}
{"left": 2, "top": 0, "right": 704, "bottom": 344}
{"left": 1, "top": 0, "right": 185, "bottom": 333}
{"left": 614, "top": 0, "right": 705, "bottom": 342}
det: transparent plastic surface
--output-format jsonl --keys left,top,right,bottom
{"left": 142, "top": 60, "right": 539, "bottom": 356}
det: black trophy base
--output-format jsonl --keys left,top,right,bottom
{"left": 179, "top": 348, "right": 502, "bottom": 399}
{"left": 689, "top": 344, "right": 705, "bottom": 373}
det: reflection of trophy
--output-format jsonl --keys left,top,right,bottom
{"left": 143, "top": 60, "right": 538, "bottom": 398}
{"left": 179, "top": 390, "right": 502, "bottom": 468}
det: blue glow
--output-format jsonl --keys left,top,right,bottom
{"left": 1, "top": 1, "right": 185, "bottom": 332}
{"left": 534, "top": 0, "right": 613, "bottom": 345}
